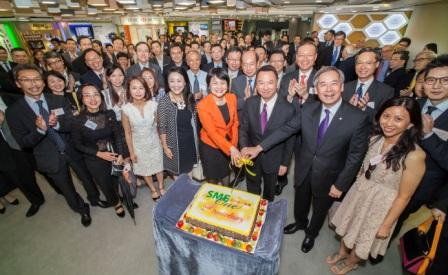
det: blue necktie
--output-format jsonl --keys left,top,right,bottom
{"left": 36, "top": 100, "right": 66, "bottom": 153}
{"left": 356, "top": 83, "right": 364, "bottom": 99}
{"left": 331, "top": 47, "right": 339, "bottom": 66}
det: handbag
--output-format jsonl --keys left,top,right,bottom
{"left": 192, "top": 160, "right": 205, "bottom": 182}
{"left": 399, "top": 216, "right": 444, "bottom": 275}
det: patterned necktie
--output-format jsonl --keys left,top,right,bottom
{"left": 36, "top": 100, "right": 66, "bottom": 153}
{"left": 356, "top": 83, "right": 364, "bottom": 98}
{"left": 317, "top": 109, "right": 330, "bottom": 145}
{"left": 331, "top": 47, "right": 339, "bottom": 66}
{"left": 426, "top": 106, "right": 437, "bottom": 116}
{"left": 260, "top": 103, "right": 268, "bottom": 134}
{"left": 300, "top": 74, "right": 307, "bottom": 86}
{"left": 248, "top": 79, "right": 254, "bottom": 95}
{"left": 193, "top": 75, "right": 200, "bottom": 94}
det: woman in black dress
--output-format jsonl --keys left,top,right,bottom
{"left": 157, "top": 67, "right": 198, "bottom": 178}
{"left": 72, "top": 84, "right": 126, "bottom": 217}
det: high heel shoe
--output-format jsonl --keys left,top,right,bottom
{"left": 115, "top": 205, "right": 125, "bottom": 218}
{"left": 7, "top": 198, "right": 19, "bottom": 205}
{"left": 151, "top": 191, "right": 161, "bottom": 202}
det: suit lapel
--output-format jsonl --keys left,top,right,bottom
{"left": 310, "top": 103, "right": 322, "bottom": 150}
{"left": 434, "top": 108, "right": 448, "bottom": 129}
{"left": 264, "top": 96, "right": 279, "bottom": 134}
{"left": 19, "top": 97, "right": 37, "bottom": 121}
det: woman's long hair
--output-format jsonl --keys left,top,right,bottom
{"left": 371, "top": 97, "right": 423, "bottom": 171}
{"left": 140, "top": 67, "right": 160, "bottom": 98}
{"left": 105, "top": 65, "right": 126, "bottom": 105}
{"left": 164, "top": 66, "right": 195, "bottom": 109}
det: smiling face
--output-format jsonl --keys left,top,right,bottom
{"left": 209, "top": 76, "right": 228, "bottom": 99}
{"left": 141, "top": 70, "right": 155, "bottom": 91}
{"left": 269, "top": 53, "right": 285, "bottom": 74}
{"left": 108, "top": 68, "right": 125, "bottom": 88}
{"left": 379, "top": 105, "right": 411, "bottom": 138}
{"left": 256, "top": 71, "right": 277, "bottom": 101}
{"left": 296, "top": 44, "right": 317, "bottom": 71}
{"left": 136, "top": 43, "right": 150, "bottom": 63}
{"left": 47, "top": 75, "right": 65, "bottom": 94}
{"left": 355, "top": 51, "right": 379, "bottom": 81}
{"left": 424, "top": 66, "right": 448, "bottom": 104}
{"left": 168, "top": 72, "right": 186, "bottom": 95}
{"left": 211, "top": 46, "right": 223, "bottom": 62}
{"left": 186, "top": 51, "right": 201, "bottom": 72}
{"left": 315, "top": 70, "right": 344, "bottom": 107}
{"left": 226, "top": 51, "right": 241, "bottom": 71}
{"left": 16, "top": 69, "right": 44, "bottom": 98}
{"left": 129, "top": 79, "right": 147, "bottom": 101}
{"left": 85, "top": 51, "right": 103, "bottom": 72}
{"left": 170, "top": 46, "right": 183, "bottom": 64}
{"left": 242, "top": 51, "right": 257, "bottom": 77}
{"left": 81, "top": 85, "right": 102, "bottom": 111}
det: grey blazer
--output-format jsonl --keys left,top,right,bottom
{"left": 230, "top": 74, "right": 255, "bottom": 112}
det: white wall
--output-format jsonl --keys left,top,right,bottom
{"left": 405, "top": 1, "right": 448, "bottom": 59}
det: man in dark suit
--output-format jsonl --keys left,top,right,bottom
{"left": 61, "top": 38, "right": 80, "bottom": 64}
{"left": 6, "top": 64, "right": 92, "bottom": 226}
{"left": 336, "top": 44, "right": 357, "bottom": 83}
{"left": 392, "top": 61, "right": 448, "bottom": 239}
{"left": 239, "top": 66, "right": 295, "bottom": 201}
{"left": 149, "top": 41, "right": 171, "bottom": 74}
{"left": 316, "top": 31, "right": 345, "bottom": 70}
{"left": 0, "top": 46, "right": 21, "bottom": 96}
{"left": 162, "top": 43, "right": 189, "bottom": 76}
{"left": 342, "top": 48, "right": 394, "bottom": 121}
{"left": 319, "top": 29, "right": 335, "bottom": 48}
{"left": 200, "top": 41, "right": 212, "bottom": 68}
{"left": 126, "top": 42, "right": 163, "bottom": 84}
{"left": 280, "top": 42, "right": 317, "bottom": 108}
{"left": 226, "top": 46, "right": 243, "bottom": 85}
{"left": 242, "top": 66, "right": 370, "bottom": 253}
{"left": 231, "top": 50, "right": 258, "bottom": 112}
{"left": 384, "top": 50, "right": 413, "bottom": 97}
{"left": 1, "top": 95, "right": 45, "bottom": 217}
{"left": 71, "top": 36, "right": 94, "bottom": 75}
{"left": 111, "top": 37, "right": 125, "bottom": 66}
{"left": 201, "top": 44, "right": 228, "bottom": 73}
{"left": 287, "top": 35, "right": 301, "bottom": 65}
{"left": 80, "top": 49, "right": 106, "bottom": 91}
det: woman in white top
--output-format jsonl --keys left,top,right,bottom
{"left": 121, "top": 76, "right": 164, "bottom": 201}
{"left": 103, "top": 66, "right": 127, "bottom": 121}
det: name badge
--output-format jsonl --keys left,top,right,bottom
{"left": 52, "top": 108, "right": 65, "bottom": 116}
{"left": 367, "top": 101, "right": 375, "bottom": 109}
{"left": 369, "top": 154, "right": 383, "bottom": 166}
{"left": 84, "top": 120, "right": 97, "bottom": 130}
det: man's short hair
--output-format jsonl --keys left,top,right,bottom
{"left": 269, "top": 49, "right": 286, "bottom": 60}
{"left": 13, "top": 64, "right": 42, "bottom": 81}
{"left": 44, "top": 50, "right": 62, "bottom": 61}
{"left": 313, "top": 66, "right": 345, "bottom": 87}
{"left": 398, "top": 37, "right": 411, "bottom": 46}
{"left": 151, "top": 40, "right": 161, "bottom": 47}
{"left": 11, "top": 47, "right": 27, "bottom": 55}
{"left": 255, "top": 65, "right": 278, "bottom": 81}
{"left": 335, "top": 31, "right": 346, "bottom": 39}
{"left": 112, "top": 37, "right": 124, "bottom": 44}
{"left": 356, "top": 47, "right": 381, "bottom": 62}
{"left": 83, "top": 48, "right": 101, "bottom": 61}
{"left": 116, "top": 52, "right": 129, "bottom": 59}
{"left": 211, "top": 43, "right": 222, "bottom": 50}
{"left": 77, "top": 35, "right": 91, "bottom": 45}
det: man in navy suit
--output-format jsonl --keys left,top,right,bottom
{"left": 243, "top": 66, "right": 369, "bottom": 253}
{"left": 231, "top": 50, "right": 258, "bottom": 112}
{"left": 239, "top": 65, "right": 295, "bottom": 201}
{"left": 316, "top": 31, "right": 346, "bottom": 69}
{"left": 80, "top": 49, "right": 106, "bottom": 91}
{"left": 201, "top": 44, "right": 228, "bottom": 73}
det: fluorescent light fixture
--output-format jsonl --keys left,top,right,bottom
{"left": 208, "top": 0, "right": 224, "bottom": 3}
{"left": 42, "top": 0, "right": 57, "bottom": 4}
{"left": 88, "top": 0, "right": 108, "bottom": 6}
{"left": 116, "top": 0, "right": 135, "bottom": 3}
{"left": 48, "top": 7, "right": 61, "bottom": 12}
{"left": 87, "top": 7, "right": 97, "bottom": 14}
{"left": 124, "top": 5, "right": 139, "bottom": 9}
{"left": 103, "top": 7, "right": 117, "bottom": 10}
{"left": 14, "top": 0, "right": 33, "bottom": 8}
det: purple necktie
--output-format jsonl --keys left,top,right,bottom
{"left": 317, "top": 109, "right": 330, "bottom": 145}
{"left": 260, "top": 103, "right": 268, "bottom": 134}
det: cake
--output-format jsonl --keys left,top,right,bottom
{"left": 183, "top": 183, "right": 264, "bottom": 242}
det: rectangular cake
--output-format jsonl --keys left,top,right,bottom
{"left": 184, "top": 183, "right": 261, "bottom": 242}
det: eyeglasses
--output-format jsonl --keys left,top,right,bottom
{"left": 414, "top": 58, "right": 431, "bottom": 62}
{"left": 364, "top": 163, "right": 377, "bottom": 179}
{"left": 425, "top": 76, "right": 448, "bottom": 86}
{"left": 85, "top": 57, "right": 102, "bottom": 63}
{"left": 47, "top": 59, "right": 63, "bottom": 66}
{"left": 18, "top": 78, "right": 43, "bottom": 84}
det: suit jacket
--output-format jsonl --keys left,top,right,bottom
{"left": 201, "top": 61, "right": 228, "bottom": 74}
{"left": 230, "top": 74, "right": 256, "bottom": 112}
{"left": 239, "top": 95, "right": 295, "bottom": 174}
{"left": 162, "top": 62, "right": 189, "bottom": 78}
{"left": 61, "top": 52, "right": 80, "bottom": 64}
{"left": 278, "top": 69, "right": 316, "bottom": 106}
{"left": 80, "top": 70, "right": 103, "bottom": 91}
{"left": 337, "top": 56, "right": 357, "bottom": 83}
{"left": 287, "top": 43, "right": 298, "bottom": 65}
{"left": 6, "top": 94, "right": 75, "bottom": 173}
{"left": 384, "top": 67, "right": 413, "bottom": 97}
{"left": 316, "top": 45, "right": 344, "bottom": 69}
{"left": 71, "top": 52, "right": 112, "bottom": 75}
{"left": 417, "top": 98, "right": 448, "bottom": 203}
{"left": 197, "top": 93, "right": 239, "bottom": 155}
{"left": 201, "top": 54, "right": 212, "bottom": 68}
{"left": 342, "top": 79, "right": 394, "bottom": 121}
{"left": 260, "top": 99, "right": 370, "bottom": 196}
{"left": 126, "top": 62, "right": 164, "bottom": 88}
{"left": 149, "top": 55, "right": 172, "bottom": 72}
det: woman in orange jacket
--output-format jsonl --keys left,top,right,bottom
{"left": 197, "top": 68, "right": 241, "bottom": 185}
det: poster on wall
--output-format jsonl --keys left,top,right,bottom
{"left": 188, "top": 22, "right": 209, "bottom": 37}
{"left": 223, "top": 19, "right": 236, "bottom": 31}
{"left": 211, "top": 20, "right": 222, "bottom": 35}
{"left": 92, "top": 23, "right": 117, "bottom": 44}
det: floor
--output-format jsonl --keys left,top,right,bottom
{"left": 0, "top": 169, "right": 414, "bottom": 275}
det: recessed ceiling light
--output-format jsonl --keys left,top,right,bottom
{"left": 41, "top": 0, "right": 56, "bottom": 4}
{"left": 316, "top": 0, "right": 322, "bottom": 2}
{"left": 208, "top": 0, "right": 225, "bottom": 4}
{"left": 124, "top": 5, "right": 139, "bottom": 9}
{"left": 103, "top": 7, "right": 117, "bottom": 11}
{"left": 351, "top": 10, "right": 357, "bottom": 12}
{"left": 283, "top": 1, "right": 290, "bottom": 3}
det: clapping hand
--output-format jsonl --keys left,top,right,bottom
{"left": 278, "top": 165, "right": 288, "bottom": 176}
{"left": 349, "top": 93, "right": 370, "bottom": 110}
{"left": 422, "top": 114, "right": 434, "bottom": 135}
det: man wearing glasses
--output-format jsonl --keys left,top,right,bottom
{"left": 6, "top": 64, "right": 92, "bottom": 227}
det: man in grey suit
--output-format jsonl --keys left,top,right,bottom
{"left": 126, "top": 42, "right": 164, "bottom": 88}
{"left": 279, "top": 43, "right": 317, "bottom": 108}
{"left": 231, "top": 50, "right": 258, "bottom": 112}
{"left": 242, "top": 66, "right": 370, "bottom": 253}
{"left": 239, "top": 65, "right": 295, "bottom": 201}
{"left": 342, "top": 48, "right": 394, "bottom": 121}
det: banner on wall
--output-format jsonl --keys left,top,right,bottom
{"left": 188, "top": 22, "right": 209, "bottom": 37}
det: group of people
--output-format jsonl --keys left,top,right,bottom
{"left": 0, "top": 30, "right": 446, "bottom": 274}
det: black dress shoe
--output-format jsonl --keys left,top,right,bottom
{"left": 8, "top": 198, "right": 19, "bottom": 205}
{"left": 369, "top": 255, "right": 384, "bottom": 265}
{"left": 0, "top": 207, "right": 5, "bottom": 214}
{"left": 26, "top": 204, "right": 40, "bottom": 217}
{"left": 284, "top": 223, "right": 306, "bottom": 234}
{"left": 81, "top": 213, "right": 92, "bottom": 227}
{"left": 91, "top": 200, "right": 110, "bottom": 208}
{"left": 275, "top": 184, "right": 284, "bottom": 196}
{"left": 301, "top": 236, "right": 315, "bottom": 253}
{"left": 133, "top": 201, "right": 139, "bottom": 209}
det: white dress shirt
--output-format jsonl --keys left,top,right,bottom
{"left": 260, "top": 93, "right": 278, "bottom": 121}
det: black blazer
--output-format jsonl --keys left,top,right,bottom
{"left": 230, "top": 74, "right": 256, "bottom": 112}
{"left": 201, "top": 61, "right": 228, "bottom": 74}
{"left": 342, "top": 79, "right": 394, "bottom": 121}
{"left": 278, "top": 69, "right": 317, "bottom": 110}
{"left": 384, "top": 67, "right": 413, "bottom": 97}
{"left": 417, "top": 98, "right": 448, "bottom": 203}
{"left": 239, "top": 95, "right": 296, "bottom": 174}
{"left": 260, "top": 99, "right": 370, "bottom": 196}
{"left": 80, "top": 70, "right": 103, "bottom": 91}
{"left": 149, "top": 55, "right": 172, "bottom": 72}
{"left": 6, "top": 94, "right": 74, "bottom": 173}
{"left": 337, "top": 56, "right": 357, "bottom": 83}
{"left": 316, "top": 45, "right": 344, "bottom": 69}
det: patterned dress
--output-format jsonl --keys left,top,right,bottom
{"left": 122, "top": 101, "right": 163, "bottom": 176}
{"left": 331, "top": 136, "right": 409, "bottom": 260}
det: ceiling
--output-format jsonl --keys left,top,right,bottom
{"left": 0, "top": 0, "right": 443, "bottom": 22}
